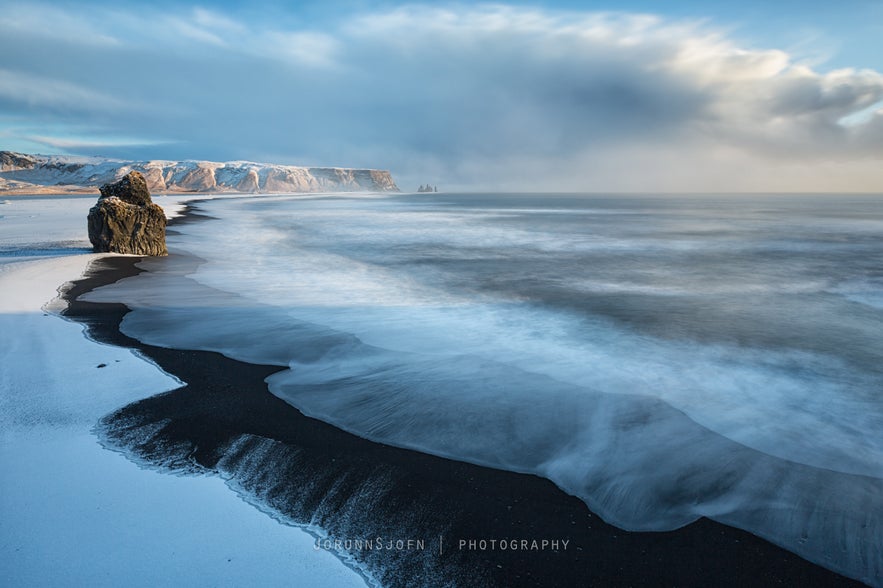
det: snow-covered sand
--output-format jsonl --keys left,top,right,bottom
{"left": 0, "top": 196, "right": 367, "bottom": 587}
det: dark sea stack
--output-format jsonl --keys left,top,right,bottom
{"left": 98, "top": 169, "right": 152, "bottom": 205}
{"left": 88, "top": 171, "right": 168, "bottom": 255}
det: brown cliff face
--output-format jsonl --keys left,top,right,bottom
{"left": 0, "top": 151, "right": 38, "bottom": 172}
{"left": 237, "top": 169, "right": 260, "bottom": 192}
{"left": 140, "top": 167, "right": 168, "bottom": 192}
{"left": 88, "top": 171, "right": 168, "bottom": 256}
{"left": 177, "top": 164, "right": 218, "bottom": 192}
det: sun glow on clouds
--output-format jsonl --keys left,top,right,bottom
{"left": 0, "top": 2, "right": 881, "bottom": 191}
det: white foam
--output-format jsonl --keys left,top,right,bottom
{"left": 832, "top": 278, "right": 883, "bottom": 310}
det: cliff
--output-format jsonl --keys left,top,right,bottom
{"left": 0, "top": 151, "right": 399, "bottom": 194}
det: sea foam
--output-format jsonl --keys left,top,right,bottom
{"left": 84, "top": 193, "right": 883, "bottom": 585}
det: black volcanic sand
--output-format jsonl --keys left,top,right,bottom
{"left": 62, "top": 224, "right": 864, "bottom": 588}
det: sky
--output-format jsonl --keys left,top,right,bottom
{"left": 1, "top": 0, "right": 882, "bottom": 192}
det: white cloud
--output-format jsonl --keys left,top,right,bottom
{"left": 261, "top": 31, "right": 341, "bottom": 68}
{"left": 25, "top": 134, "right": 172, "bottom": 150}
{"left": 0, "top": 2, "right": 120, "bottom": 46}
{"left": 156, "top": 8, "right": 248, "bottom": 48}
{"left": 0, "top": 69, "right": 127, "bottom": 112}
{"left": 192, "top": 7, "right": 247, "bottom": 35}
{"left": 164, "top": 17, "right": 228, "bottom": 46}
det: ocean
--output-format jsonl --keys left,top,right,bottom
{"left": 83, "top": 192, "right": 883, "bottom": 584}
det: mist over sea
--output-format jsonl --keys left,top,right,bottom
{"left": 85, "top": 192, "right": 883, "bottom": 584}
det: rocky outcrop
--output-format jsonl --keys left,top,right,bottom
{"left": 97, "top": 169, "right": 152, "bottom": 205}
{"left": 0, "top": 151, "right": 400, "bottom": 194}
{"left": 87, "top": 171, "right": 168, "bottom": 256}
{"left": 0, "top": 151, "right": 38, "bottom": 172}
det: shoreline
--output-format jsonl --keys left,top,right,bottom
{"left": 58, "top": 210, "right": 865, "bottom": 586}
{"left": 1, "top": 195, "right": 369, "bottom": 587}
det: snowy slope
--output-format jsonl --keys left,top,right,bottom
{"left": 0, "top": 151, "right": 399, "bottom": 194}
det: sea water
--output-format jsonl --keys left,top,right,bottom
{"left": 84, "top": 192, "right": 883, "bottom": 584}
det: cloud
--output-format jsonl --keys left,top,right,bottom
{"left": 261, "top": 31, "right": 341, "bottom": 68}
{"left": 0, "top": 2, "right": 120, "bottom": 47}
{"left": 0, "top": 69, "right": 129, "bottom": 113}
{"left": 191, "top": 7, "right": 247, "bottom": 36}
{"left": 0, "top": 2, "right": 881, "bottom": 191}
{"left": 24, "top": 134, "right": 173, "bottom": 150}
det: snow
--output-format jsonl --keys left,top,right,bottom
{"left": 0, "top": 196, "right": 367, "bottom": 588}
{"left": 0, "top": 152, "right": 396, "bottom": 194}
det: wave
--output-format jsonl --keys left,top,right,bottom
{"left": 83, "top": 193, "right": 883, "bottom": 585}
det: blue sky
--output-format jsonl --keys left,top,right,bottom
{"left": 1, "top": 1, "right": 882, "bottom": 190}
{"left": 46, "top": 0, "right": 880, "bottom": 71}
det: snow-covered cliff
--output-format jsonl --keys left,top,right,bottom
{"left": 0, "top": 151, "right": 399, "bottom": 194}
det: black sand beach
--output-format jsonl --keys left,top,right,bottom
{"left": 60, "top": 216, "right": 865, "bottom": 588}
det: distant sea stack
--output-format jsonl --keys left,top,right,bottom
{"left": 0, "top": 151, "right": 399, "bottom": 194}
{"left": 88, "top": 171, "right": 168, "bottom": 256}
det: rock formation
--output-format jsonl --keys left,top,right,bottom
{"left": 87, "top": 171, "right": 168, "bottom": 255}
